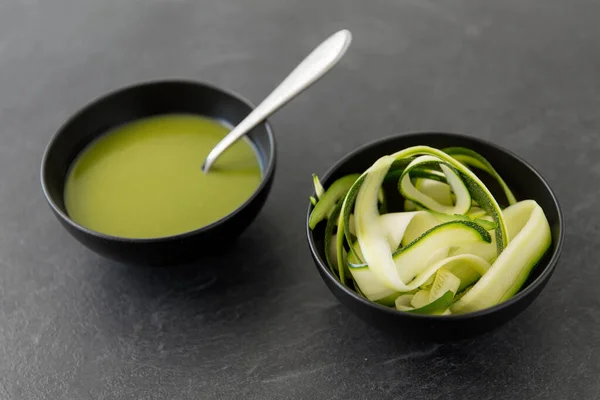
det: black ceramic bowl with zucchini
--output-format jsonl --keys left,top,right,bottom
{"left": 41, "top": 80, "right": 276, "bottom": 266}
{"left": 306, "top": 132, "right": 563, "bottom": 340}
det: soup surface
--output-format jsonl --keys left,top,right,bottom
{"left": 64, "top": 114, "right": 262, "bottom": 238}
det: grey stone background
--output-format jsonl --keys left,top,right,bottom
{"left": 0, "top": 0, "right": 597, "bottom": 398}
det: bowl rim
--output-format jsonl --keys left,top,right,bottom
{"left": 40, "top": 79, "right": 277, "bottom": 243}
{"left": 306, "top": 131, "right": 564, "bottom": 320}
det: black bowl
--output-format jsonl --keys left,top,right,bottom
{"left": 41, "top": 80, "right": 276, "bottom": 266}
{"left": 306, "top": 132, "right": 564, "bottom": 341}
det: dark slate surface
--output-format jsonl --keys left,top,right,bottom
{"left": 0, "top": 0, "right": 597, "bottom": 398}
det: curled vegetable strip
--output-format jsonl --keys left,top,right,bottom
{"left": 312, "top": 174, "right": 325, "bottom": 200}
{"left": 355, "top": 156, "right": 404, "bottom": 289}
{"left": 443, "top": 147, "right": 517, "bottom": 206}
{"left": 451, "top": 200, "right": 551, "bottom": 313}
{"left": 415, "top": 179, "right": 453, "bottom": 206}
{"left": 391, "top": 221, "right": 490, "bottom": 285}
{"left": 323, "top": 199, "right": 344, "bottom": 274}
{"left": 352, "top": 146, "right": 508, "bottom": 292}
{"left": 400, "top": 156, "right": 472, "bottom": 215}
{"left": 308, "top": 145, "right": 552, "bottom": 314}
{"left": 309, "top": 174, "right": 360, "bottom": 229}
{"left": 350, "top": 251, "right": 491, "bottom": 306}
{"left": 363, "top": 146, "right": 508, "bottom": 252}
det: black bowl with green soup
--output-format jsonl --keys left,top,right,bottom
{"left": 306, "top": 132, "right": 563, "bottom": 340}
{"left": 41, "top": 80, "right": 276, "bottom": 266}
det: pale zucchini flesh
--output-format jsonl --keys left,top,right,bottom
{"left": 392, "top": 220, "right": 491, "bottom": 285}
{"left": 309, "top": 145, "right": 552, "bottom": 315}
{"left": 309, "top": 173, "right": 360, "bottom": 229}
{"left": 443, "top": 147, "right": 517, "bottom": 206}
{"left": 400, "top": 156, "right": 472, "bottom": 215}
{"left": 347, "top": 241, "right": 398, "bottom": 302}
{"left": 411, "top": 290, "right": 431, "bottom": 308}
{"left": 429, "top": 268, "right": 460, "bottom": 302}
{"left": 451, "top": 200, "right": 551, "bottom": 313}
{"left": 312, "top": 174, "right": 325, "bottom": 199}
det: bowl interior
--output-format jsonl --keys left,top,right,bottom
{"left": 41, "top": 80, "right": 275, "bottom": 232}
{"left": 308, "top": 132, "right": 563, "bottom": 314}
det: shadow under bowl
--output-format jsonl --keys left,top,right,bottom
{"left": 41, "top": 80, "right": 276, "bottom": 266}
{"left": 306, "top": 132, "right": 564, "bottom": 341}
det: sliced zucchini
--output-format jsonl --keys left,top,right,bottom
{"left": 377, "top": 187, "right": 387, "bottom": 214}
{"left": 335, "top": 214, "right": 347, "bottom": 286}
{"left": 467, "top": 207, "right": 487, "bottom": 218}
{"left": 382, "top": 157, "right": 417, "bottom": 183}
{"left": 392, "top": 220, "right": 491, "bottom": 285}
{"left": 397, "top": 146, "right": 508, "bottom": 252}
{"left": 429, "top": 210, "right": 497, "bottom": 231}
{"left": 324, "top": 199, "right": 344, "bottom": 274}
{"left": 411, "top": 290, "right": 431, "bottom": 308}
{"left": 410, "top": 168, "right": 447, "bottom": 183}
{"left": 404, "top": 200, "right": 417, "bottom": 211}
{"left": 443, "top": 147, "right": 517, "bottom": 205}
{"left": 420, "top": 274, "right": 435, "bottom": 290}
{"left": 353, "top": 156, "right": 402, "bottom": 289}
{"left": 348, "top": 210, "right": 438, "bottom": 302}
{"left": 395, "top": 294, "right": 414, "bottom": 311}
{"left": 429, "top": 268, "right": 461, "bottom": 302}
{"left": 408, "top": 291, "right": 454, "bottom": 315}
{"left": 400, "top": 156, "right": 472, "bottom": 215}
{"left": 353, "top": 150, "right": 497, "bottom": 291}
{"left": 397, "top": 147, "right": 509, "bottom": 253}
{"left": 473, "top": 218, "right": 496, "bottom": 231}
{"left": 351, "top": 266, "right": 398, "bottom": 303}
{"left": 401, "top": 212, "right": 440, "bottom": 246}
{"left": 311, "top": 144, "right": 551, "bottom": 316}
{"left": 309, "top": 173, "right": 360, "bottom": 229}
{"left": 415, "top": 178, "right": 453, "bottom": 206}
{"left": 312, "top": 174, "right": 325, "bottom": 199}
{"left": 443, "top": 254, "right": 491, "bottom": 292}
{"left": 348, "top": 214, "right": 356, "bottom": 236}
{"left": 425, "top": 246, "right": 450, "bottom": 269}
{"left": 347, "top": 241, "right": 398, "bottom": 303}
{"left": 451, "top": 200, "right": 551, "bottom": 313}
{"left": 454, "top": 285, "right": 472, "bottom": 302}
{"left": 379, "top": 212, "right": 421, "bottom": 250}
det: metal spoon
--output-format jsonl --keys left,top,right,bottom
{"left": 202, "top": 29, "right": 352, "bottom": 173}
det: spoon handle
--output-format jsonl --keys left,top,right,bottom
{"left": 203, "top": 29, "right": 352, "bottom": 172}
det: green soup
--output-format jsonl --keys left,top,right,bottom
{"left": 64, "top": 114, "right": 262, "bottom": 239}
